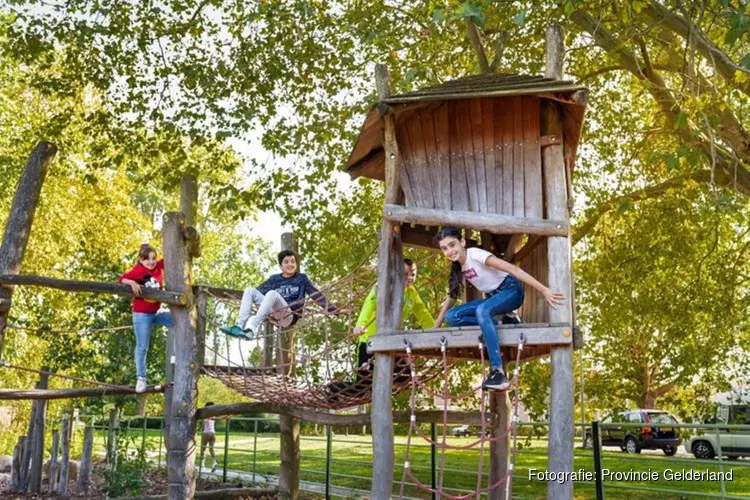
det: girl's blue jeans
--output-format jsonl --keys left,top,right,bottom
{"left": 444, "top": 275, "right": 524, "bottom": 370}
{"left": 133, "top": 311, "right": 173, "bottom": 378}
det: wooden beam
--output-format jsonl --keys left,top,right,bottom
{"left": 371, "top": 63, "right": 405, "bottom": 500}
{"left": 48, "top": 430, "right": 59, "bottom": 493}
{"left": 77, "top": 426, "right": 94, "bottom": 493}
{"left": 180, "top": 175, "right": 198, "bottom": 228}
{"left": 544, "top": 23, "right": 575, "bottom": 500}
{"left": 278, "top": 232, "right": 300, "bottom": 500}
{"left": 27, "top": 369, "right": 48, "bottom": 493}
{"left": 504, "top": 233, "right": 526, "bottom": 261}
{"left": 512, "top": 235, "right": 543, "bottom": 264}
{"left": 0, "top": 142, "right": 57, "bottom": 358}
{"left": 196, "top": 402, "right": 491, "bottom": 426}
{"left": 58, "top": 415, "right": 69, "bottom": 496}
{"left": 163, "top": 211, "right": 199, "bottom": 500}
{"left": 183, "top": 226, "right": 201, "bottom": 259}
{"left": 0, "top": 274, "right": 187, "bottom": 306}
{"left": 383, "top": 204, "right": 568, "bottom": 236}
{"left": 0, "top": 384, "right": 168, "bottom": 400}
{"left": 368, "top": 324, "right": 572, "bottom": 352}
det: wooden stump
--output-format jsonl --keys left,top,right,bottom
{"left": 49, "top": 430, "right": 59, "bottom": 493}
{"left": 58, "top": 415, "right": 70, "bottom": 495}
{"left": 77, "top": 426, "right": 94, "bottom": 493}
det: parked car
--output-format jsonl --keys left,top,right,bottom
{"left": 452, "top": 425, "right": 471, "bottom": 437}
{"left": 685, "top": 402, "right": 750, "bottom": 460}
{"left": 585, "top": 409, "right": 680, "bottom": 455}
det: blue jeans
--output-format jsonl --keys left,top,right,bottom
{"left": 444, "top": 276, "right": 524, "bottom": 369}
{"left": 133, "top": 311, "right": 173, "bottom": 378}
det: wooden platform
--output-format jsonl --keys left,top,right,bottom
{"left": 367, "top": 323, "right": 572, "bottom": 361}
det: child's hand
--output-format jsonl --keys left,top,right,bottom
{"left": 129, "top": 282, "right": 143, "bottom": 297}
{"left": 543, "top": 288, "right": 565, "bottom": 308}
{"left": 350, "top": 326, "right": 365, "bottom": 339}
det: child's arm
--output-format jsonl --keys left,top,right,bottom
{"left": 304, "top": 276, "right": 337, "bottom": 313}
{"left": 410, "top": 289, "right": 435, "bottom": 330}
{"left": 352, "top": 286, "right": 377, "bottom": 339}
{"left": 485, "top": 255, "right": 565, "bottom": 307}
{"left": 119, "top": 268, "right": 143, "bottom": 297}
{"left": 433, "top": 296, "right": 456, "bottom": 328}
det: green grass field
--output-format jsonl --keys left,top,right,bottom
{"left": 91, "top": 428, "right": 749, "bottom": 499}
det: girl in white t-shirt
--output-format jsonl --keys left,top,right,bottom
{"left": 434, "top": 227, "right": 565, "bottom": 391}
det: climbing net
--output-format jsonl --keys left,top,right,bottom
{"left": 398, "top": 336, "right": 526, "bottom": 499}
{"left": 200, "top": 252, "right": 452, "bottom": 410}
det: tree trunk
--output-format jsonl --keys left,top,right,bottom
{"left": 0, "top": 141, "right": 56, "bottom": 358}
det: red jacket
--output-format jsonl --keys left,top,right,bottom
{"left": 118, "top": 259, "right": 165, "bottom": 313}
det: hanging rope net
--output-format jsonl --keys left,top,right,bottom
{"left": 398, "top": 336, "right": 526, "bottom": 499}
{"left": 200, "top": 252, "right": 451, "bottom": 410}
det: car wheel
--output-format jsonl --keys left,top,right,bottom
{"left": 624, "top": 436, "right": 640, "bottom": 454}
{"left": 584, "top": 434, "right": 593, "bottom": 449}
{"left": 663, "top": 445, "right": 677, "bottom": 456}
{"left": 692, "top": 440, "right": 715, "bottom": 460}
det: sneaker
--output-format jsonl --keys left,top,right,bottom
{"left": 211, "top": 460, "right": 217, "bottom": 471}
{"left": 220, "top": 325, "right": 254, "bottom": 340}
{"left": 482, "top": 369, "right": 511, "bottom": 392}
{"left": 135, "top": 377, "right": 147, "bottom": 393}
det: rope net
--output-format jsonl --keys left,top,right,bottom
{"left": 200, "top": 252, "right": 451, "bottom": 410}
{"left": 398, "top": 337, "right": 526, "bottom": 499}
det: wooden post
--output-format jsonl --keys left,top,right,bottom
{"left": 163, "top": 211, "right": 199, "bottom": 500}
{"left": 370, "top": 63, "right": 406, "bottom": 500}
{"left": 20, "top": 400, "right": 36, "bottom": 490}
{"left": 49, "top": 430, "right": 59, "bottom": 493}
{"left": 544, "top": 23, "right": 575, "bottom": 500}
{"left": 28, "top": 369, "right": 49, "bottom": 492}
{"left": 473, "top": 235, "right": 512, "bottom": 500}
{"left": 278, "top": 232, "right": 300, "bottom": 500}
{"left": 58, "top": 414, "right": 70, "bottom": 495}
{"left": 77, "top": 426, "right": 94, "bottom": 493}
{"left": 196, "top": 287, "right": 207, "bottom": 369}
{"left": 11, "top": 436, "right": 24, "bottom": 491}
{"left": 0, "top": 141, "right": 57, "bottom": 358}
{"left": 263, "top": 323, "right": 274, "bottom": 367}
{"left": 107, "top": 408, "right": 120, "bottom": 465}
{"left": 180, "top": 175, "right": 199, "bottom": 228}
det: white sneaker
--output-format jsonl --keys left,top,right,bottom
{"left": 211, "top": 460, "right": 217, "bottom": 471}
{"left": 135, "top": 377, "right": 147, "bottom": 393}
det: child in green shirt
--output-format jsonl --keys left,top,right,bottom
{"left": 351, "top": 258, "right": 435, "bottom": 376}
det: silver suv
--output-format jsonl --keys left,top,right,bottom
{"left": 685, "top": 403, "right": 750, "bottom": 460}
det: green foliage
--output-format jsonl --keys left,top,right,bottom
{"left": 100, "top": 430, "right": 151, "bottom": 498}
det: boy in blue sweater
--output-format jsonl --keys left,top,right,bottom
{"left": 221, "top": 250, "right": 337, "bottom": 339}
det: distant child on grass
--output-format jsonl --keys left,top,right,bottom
{"left": 119, "top": 243, "right": 173, "bottom": 393}
{"left": 201, "top": 402, "right": 218, "bottom": 471}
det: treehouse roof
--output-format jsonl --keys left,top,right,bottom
{"left": 345, "top": 73, "right": 588, "bottom": 181}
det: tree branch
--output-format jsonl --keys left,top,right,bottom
{"left": 642, "top": 1, "right": 750, "bottom": 97}
{"left": 570, "top": 9, "right": 750, "bottom": 194}
{"left": 489, "top": 30, "right": 508, "bottom": 72}
{"left": 572, "top": 169, "right": 726, "bottom": 246}
{"left": 466, "top": 18, "right": 490, "bottom": 74}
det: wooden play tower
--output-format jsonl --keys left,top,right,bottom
{"left": 345, "top": 31, "right": 588, "bottom": 499}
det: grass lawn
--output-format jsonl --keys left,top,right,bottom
{"left": 91, "top": 428, "right": 750, "bottom": 499}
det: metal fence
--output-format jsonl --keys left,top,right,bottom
{"left": 72, "top": 413, "right": 749, "bottom": 499}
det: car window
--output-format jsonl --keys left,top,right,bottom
{"left": 629, "top": 413, "right": 643, "bottom": 423}
{"left": 648, "top": 412, "right": 677, "bottom": 424}
{"left": 613, "top": 413, "right": 627, "bottom": 423}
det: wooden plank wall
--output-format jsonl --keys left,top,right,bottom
{"left": 396, "top": 96, "right": 549, "bottom": 324}
{"left": 395, "top": 95, "right": 543, "bottom": 218}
